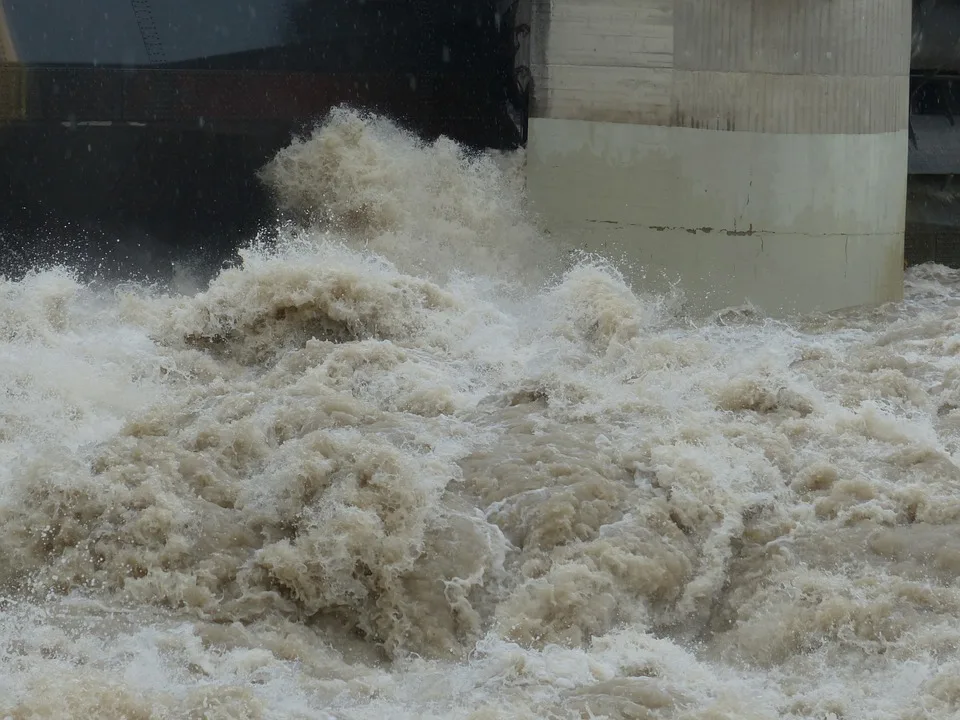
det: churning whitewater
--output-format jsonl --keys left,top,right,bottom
{"left": 1, "top": 108, "right": 959, "bottom": 719}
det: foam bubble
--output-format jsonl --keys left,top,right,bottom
{"left": 1, "top": 109, "right": 959, "bottom": 719}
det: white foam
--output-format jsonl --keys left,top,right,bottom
{"left": 1, "top": 107, "right": 959, "bottom": 719}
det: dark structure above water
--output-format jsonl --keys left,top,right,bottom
{"left": 0, "top": 0, "right": 529, "bottom": 280}
{"left": 0, "top": 0, "right": 527, "bottom": 143}
{"left": 7, "top": 0, "right": 960, "bottom": 277}
{"left": 908, "top": 0, "right": 960, "bottom": 265}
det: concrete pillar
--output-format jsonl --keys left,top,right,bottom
{"left": 524, "top": 0, "right": 912, "bottom": 316}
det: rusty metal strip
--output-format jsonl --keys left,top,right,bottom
{"left": 0, "top": 0, "right": 17, "bottom": 63}
{"left": 0, "top": 1, "right": 25, "bottom": 124}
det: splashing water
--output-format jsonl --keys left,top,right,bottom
{"left": 2, "top": 107, "right": 960, "bottom": 719}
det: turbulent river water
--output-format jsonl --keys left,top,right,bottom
{"left": 2, "top": 108, "right": 959, "bottom": 719}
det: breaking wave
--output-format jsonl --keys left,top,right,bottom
{"left": 1, "top": 107, "right": 959, "bottom": 719}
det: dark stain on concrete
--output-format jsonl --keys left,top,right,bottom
{"left": 584, "top": 219, "right": 871, "bottom": 239}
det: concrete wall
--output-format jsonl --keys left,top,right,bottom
{"left": 524, "top": 0, "right": 912, "bottom": 316}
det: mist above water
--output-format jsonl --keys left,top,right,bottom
{"left": 1, "top": 107, "right": 959, "bottom": 719}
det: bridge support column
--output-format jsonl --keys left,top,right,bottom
{"left": 524, "top": 0, "right": 912, "bottom": 315}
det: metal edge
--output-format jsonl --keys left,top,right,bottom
{"left": 0, "top": 1, "right": 16, "bottom": 63}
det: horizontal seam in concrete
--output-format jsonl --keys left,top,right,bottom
{"left": 584, "top": 219, "right": 903, "bottom": 237}
{"left": 538, "top": 63, "right": 907, "bottom": 80}
{"left": 529, "top": 116, "right": 911, "bottom": 140}
{"left": 531, "top": 59, "right": 672, "bottom": 70}
{"left": 530, "top": 116, "right": 909, "bottom": 132}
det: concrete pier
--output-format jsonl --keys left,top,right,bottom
{"left": 523, "top": 0, "right": 912, "bottom": 315}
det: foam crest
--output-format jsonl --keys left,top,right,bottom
{"left": 160, "top": 240, "right": 464, "bottom": 365}
{"left": 1, "top": 109, "right": 960, "bottom": 719}
{"left": 258, "top": 106, "right": 556, "bottom": 285}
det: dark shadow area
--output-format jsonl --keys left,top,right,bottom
{"left": 906, "top": 0, "right": 960, "bottom": 266}
{"left": 905, "top": 175, "right": 960, "bottom": 267}
{"left": 276, "top": 0, "right": 525, "bottom": 149}
{"left": 0, "top": 126, "right": 280, "bottom": 283}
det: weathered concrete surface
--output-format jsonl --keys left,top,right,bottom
{"left": 528, "top": 118, "right": 907, "bottom": 314}
{"left": 525, "top": 0, "right": 911, "bottom": 316}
